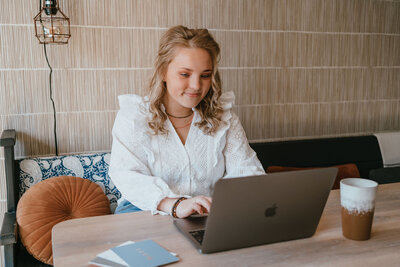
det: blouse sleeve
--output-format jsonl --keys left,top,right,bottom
{"left": 221, "top": 95, "right": 265, "bottom": 178}
{"left": 108, "top": 96, "right": 184, "bottom": 215}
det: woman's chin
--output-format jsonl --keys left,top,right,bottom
{"left": 179, "top": 99, "right": 202, "bottom": 109}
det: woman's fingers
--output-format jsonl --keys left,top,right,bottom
{"left": 192, "top": 203, "right": 203, "bottom": 215}
{"left": 176, "top": 196, "right": 213, "bottom": 218}
{"left": 176, "top": 199, "right": 202, "bottom": 218}
{"left": 194, "top": 197, "right": 211, "bottom": 213}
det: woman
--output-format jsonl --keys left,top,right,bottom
{"left": 109, "top": 25, "right": 265, "bottom": 218}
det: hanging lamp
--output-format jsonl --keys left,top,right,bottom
{"left": 34, "top": 0, "right": 71, "bottom": 44}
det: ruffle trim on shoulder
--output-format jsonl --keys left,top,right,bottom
{"left": 212, "top": 91, "right": 236, "bottom": 167}
{"left": 117, "top": 94, "right": 149, "bottom": 119}
{"left": 117, "top": 94, "right": 154, "bottom": 162}
{"left": 219, "top": 91, "right": 234, "bottom": 122}
{"left": 220, "top": 91, "right": 235, "bottom": 111}
{"left": 118, "top": 94, "right": 145, "bottom": 109}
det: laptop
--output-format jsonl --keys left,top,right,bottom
{"left": 173, "top": 167, "right": 338, "bottom": 253}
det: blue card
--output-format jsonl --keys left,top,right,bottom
{"left": 110, "top": 240, "right": 179, "bottom": 267}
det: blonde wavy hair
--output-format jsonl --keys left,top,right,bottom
{"left": 147, "top": 25, "right": 224, "bottom": 135}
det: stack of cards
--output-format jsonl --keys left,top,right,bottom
{"left": 89, "top": 240, "right": 179, "bottom": 267}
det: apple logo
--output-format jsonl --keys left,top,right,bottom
{"left": 265, "top": 203, "right": 277, "bottom": 217}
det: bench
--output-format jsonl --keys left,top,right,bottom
{"left": 1, "top": 128, "right": 399, "bottom": 266}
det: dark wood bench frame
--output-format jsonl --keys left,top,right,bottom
{"left": 0, "top": 130, "right": 18, "bottom": 267}
{"left": 1, "top": 130, "right": 51, "bottom": 267}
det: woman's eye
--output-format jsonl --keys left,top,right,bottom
{"left": 201, "top": 74, "right": 211, "bottom": 79}
{"left": 180, "top": 73, "right": 189, "bottom": 77}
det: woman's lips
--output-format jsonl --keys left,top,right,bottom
{"left": 185, "top": 92, "right": 201, "bottom": 97}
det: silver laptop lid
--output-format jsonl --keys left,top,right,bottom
{"left": 200, "top": 167, "right": 337, "bottom": 253}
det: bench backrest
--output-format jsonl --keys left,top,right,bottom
{"left": 18, "top": 153, "right": 120, "bottom": 212}
{"left": 250, "top": 135, "right": 383, "bottom": 178}
{"left": 1, "top": 129, "right": 386, "bottom": 215}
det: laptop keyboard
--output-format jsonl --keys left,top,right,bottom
{"left": 190, "top": 230, "right": 205, "bottom": 245}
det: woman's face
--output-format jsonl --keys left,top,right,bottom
{"left": 163, "top": 47, "right": 213, "bottom": 113}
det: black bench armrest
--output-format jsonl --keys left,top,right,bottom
{"left": 1, "top": 129, "right": 19, "bottom": 213}
{"left": 0, "top": 130, "right": 16, "bottom": 147}
{"left": 0, "top": 212, "right": 17, "bottom": 246}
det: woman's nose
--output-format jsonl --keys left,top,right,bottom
{"left": 189, "top": 76, "right": 201, "bottom": 90}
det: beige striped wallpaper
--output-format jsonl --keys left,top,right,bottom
{"left": 0, "top": 0, "right": 399, "bottom": 264}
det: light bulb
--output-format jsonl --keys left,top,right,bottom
{"left": 43, "top": 22, "right": 64, "bottom": 38}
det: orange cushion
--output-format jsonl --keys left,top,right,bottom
{"left": 266, "top": 164, "right": 360, "bottom": 190}
{"left": 16, "top": 176, "right": 111, "bottom": 265}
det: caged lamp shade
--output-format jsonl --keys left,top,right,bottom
{"left": 34, "top": 0, "right": 71, "bottom": 44}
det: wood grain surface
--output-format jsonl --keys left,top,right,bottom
{"left": 52, "top": 183, "right": 400, "bottom": 267}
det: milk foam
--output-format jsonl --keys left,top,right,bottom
{"left": 341, "top": 198, "right": 374, "bottom": 213}
{"left": 340, "top": 178, "right": 378, "bottom": 213}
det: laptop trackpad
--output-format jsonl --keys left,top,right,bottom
{"left": 174, "top": 215, "right": 208, "bottom": 232}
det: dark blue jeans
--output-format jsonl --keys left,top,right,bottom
{"left": 114, "top": 199, "right": 142, "bottom": 214}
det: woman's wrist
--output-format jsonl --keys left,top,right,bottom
{"left": 157, "top": 198, "right": 176, "bottom": 214}
{"left": 157, "top": 197, "right": 190, "bottom": 217}
{"left": 171, "top": 197, "right": 187, "bottom": 218}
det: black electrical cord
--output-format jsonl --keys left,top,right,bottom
{"left": 43, "top": 44, "right": 59, "bottom": 156}
{"left": 39, "top": 0, "right": 59, "bottom": 155}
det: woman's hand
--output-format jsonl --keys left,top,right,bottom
{"left": 176, "top": 196, "right": 212, "bottom": 218}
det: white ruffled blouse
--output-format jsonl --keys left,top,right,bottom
{"left": 109, "top": 91, "right": 265, "bottom": 215}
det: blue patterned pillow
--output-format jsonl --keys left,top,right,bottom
{"left": 18, "top": 152, "right": 121, "bottom": 213}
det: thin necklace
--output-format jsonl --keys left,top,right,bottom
{"left": 173, "top": 120, "right": 193, "bottom": 129}
{"left": 171, "top": 113, "right": 194, "bottom": 129}
{"left": 166, "top": 111, "right": 193, "bottom": 119}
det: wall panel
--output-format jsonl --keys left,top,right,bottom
{"left": 53, "top": 69, "right": 151, "bottom": 112}
{"left": 56, "top": 111, "right": 116, "bottom": 154}
{"left": 0, "top": 26, "right": 163, "bottom": 69}
{"left": 221, "top": 68, "right": 400, "bottom": 105}
{"left": 0, "top": 70, "right": 51, "bottom": 115}
{"left": 0, "top": 159, "right": 6, "bottom": 200}
{"left": 0, "top": 201, "right": 6, "bottom": 244}
{"left": 1, "top": 114, "right": 56, "bottom": 157}
{"left": 0, "top": 2, "right": 398, "bottom": 153}
{"left": 2, "top": 0, "right": 399, "bottom": 33}
{"left": 236, "top": 100, "right": 400, "bottom": 141}
{"left": 1, "top": 112, "right": 117, "bottom": 157}
{"left": 0, "top": 1, "right": 398, "bottom": 161}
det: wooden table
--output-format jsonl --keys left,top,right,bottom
{"left": 52, "top": 183, "right": 400, "bottom": 266}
